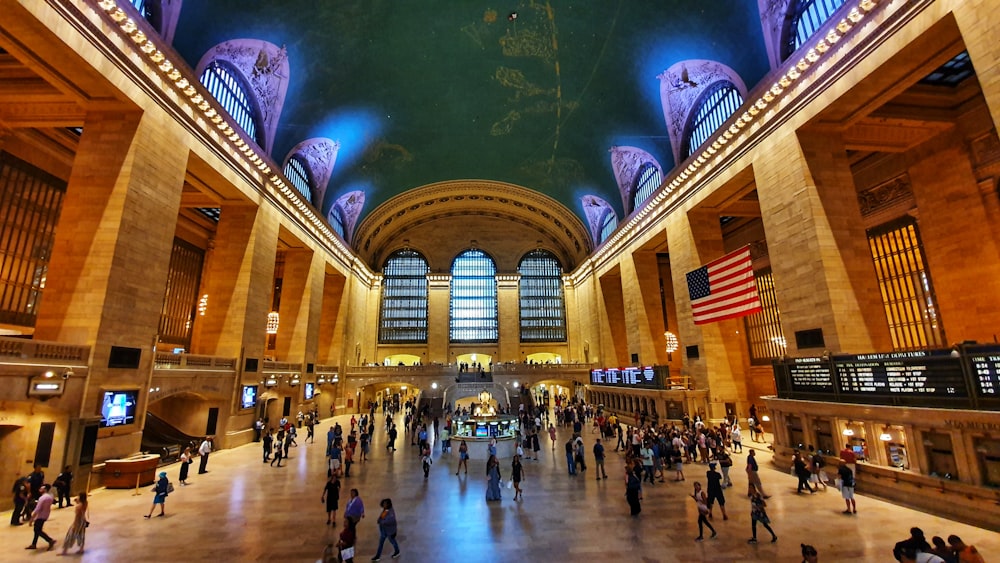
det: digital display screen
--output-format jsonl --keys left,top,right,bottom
{"left": 787, "top": 357, "right": 835, "bottom": 393}
{"left": 304, "top": 382, "right": 315, "bottom": 400}
{"left": 100, "top": 390, "right": 137, "bottom": 427}
{"left": 834, "top": 351, "right": 967, "bottom": 397}
{"left": 240, "top": 385, "right": 258, "bottom": 409}
{"left": 964, "top": 345, "right": 1000, "bottom": 396}
{"left": 590, "top": 366, "right": 663, "bottom": 389}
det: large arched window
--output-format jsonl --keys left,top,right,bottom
{"left": 518, "top": 250, "right": 566, "bottom": 342}
{"left": 781, "top": 0, "right": 848, "bottom": 61}
{"left": 329, "top": 208, "right": 346, "bottom": 239}
{"left": 450, "top": 249, "right": 498, "bottom": 343}
{"left": 632, "top": 163, "right": 662, "bottom": 212}
{"left": 283, "top": 156, "right": 313, "bottom": 202}
{"left": 199, "top": 60, "right": 264, "bottom": 146}
{"left": 130, "top": 0, "right": 162, "bottom": 33}
{"left": 681, "top": 80, "right": 743, "bottom": 159}
{"left": 379, "top": 250, "right": 430, "bottom": 343}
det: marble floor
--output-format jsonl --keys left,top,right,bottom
{"left": 3, "top": 413, "right": 998, "bottom": 563}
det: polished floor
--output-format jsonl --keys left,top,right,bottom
{"left": 4, "top": 413, "right": 998, "bottom": 562}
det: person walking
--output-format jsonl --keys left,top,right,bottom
{"left": 322, "top": 474, "right": 341, "bottom": 526}
{"left": 706, "top": 462, "right": 729, "bottom": 520}
{"left": 485, "top": 455, "right": 502, "bottom": 501}
{"left": 420, "top": 444, "right": 432, "bottom": 479}
{"left": 511, "top": 455, "right": 524, "bottom": 500}
{"left": 837, "top": 460, "right": 856, "bottom": 514}
{"left": 271, "top": 438, "right": 285, "bottom": 467}
{"left": 58, "top": 492, "right": 88, "bottom": 555}
{"left": 336, "top": 518, "right": 357, "bottom": 563}
{"left": 455, "top": 440, "right": 469, "bottom": 475}
{"left": 144, "top": 472, "right": 171, "bottom": 519}
{"left": 747, "top": 485, "right": 777, "bottom": 544}
{"left": 344, "top": 488, "right": 365, "bottom": 525}
{"left": 548, "top": 424, "right": 557, "bottom": 450}
{"left": 178, "top": 446, "right": 193, "bottom": 485}
{"left": 593, "top": 438, "right": 608, "bottom": 479}
{"left": 197, "top": 436, "right": 212, "bottom": 474}
{"left": 717, "top": 450, "right": 734, "bottom": 487}
{"left": 691, "top": 481, "right": 717, "bottom": 541}
{"left": 625, "top": 462, "right": 642, "bottom": 516}
{"left": 564, "top": 438, "right": 577, "bottom": 476}
{"left": 25, "top": 484, "right": 56, "bottom": 551}
{"left": 793, "top": 451, "right": 816, "bottom": 494}
{"left": 808, "top": 446, "right": 829, "bottom": 491}
{"left": 53, "top": 466, "right": 73, "bottom": 509}
{"left": 263, "top": 429, "right": 274, "bottom": 463}
{"left": 745, "top": 450, "right": 768, "bottom": 498}
{"left": 371, "top": 498, "right": 400, "bottom": 561}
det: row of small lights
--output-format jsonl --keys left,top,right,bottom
{"left": 585, "top": 0, "right": 881, "bottom": 281}
{"left": 93, "top": 0, "right": 361, "bottom": 276}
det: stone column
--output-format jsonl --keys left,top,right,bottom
{"left": 426, "top": 275, "right": 451, "bottom": 364}
{"left": 35, "top": 110, "right": 187, "bottom": 459}
{"left": 755, "top": 131, "right": 892, "bottom": 354}
{"left": 273, "top": 248, "right": 321, "bottom": 363}
{"left": 496, "top": 274, "right": 520, "bottom": 362}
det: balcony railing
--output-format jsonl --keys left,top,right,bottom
{"left": 345, "top": 364, "right": 458, "bottom": 377}
{"left": 0, "top": 336, "right": 89, "bottom": 366}
{"left": 491, "top": 362, "right": 592, "bottom": 375}
{"left": 154, "top": 352, "right": 237, "bottom": 372}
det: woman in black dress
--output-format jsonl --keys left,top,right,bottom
{"left": 321, "top": 474, "right": 341, "bottom": 526}
{"left": 511, "top": 455, "right": 524, "bottom": 500}
{"left": 178, "top": 447, "right": 192, "bottom": 485}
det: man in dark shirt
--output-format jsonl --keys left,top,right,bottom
{"left": 593, "top": 438, "right": 608, "bottom": 480}
{"left": 10, "top": 476, "right": 28, "bottom": 525}
{"left": 706, "top": 462, "right": 728, "bottom": 520}
{"left": 892, "top": 528, "right": 930, "bottom": 561}
{"left": 565, "top": 438, "right": 577, "bottom": 475}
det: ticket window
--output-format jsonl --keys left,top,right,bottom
{"left": 814, "top": 420, "right": 835, "bottom": 456}
{"left": 879, "top": 426, "right": 908, "bottom": 469}
{"left": 787, "top": 415, "right": 805, "bottom": 449}
{"left": 974, "top": 437, "right": 1000, "bottom": 487}
{"left": 923, "top": 431, "right": 958, "bottom": 480}
{"left": 842, "top": 422, "right": 868, "bottom": 461}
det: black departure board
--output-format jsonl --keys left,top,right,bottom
{"left": 590, "top": 366, "right": 662, "bottom": 389}
{"left": 787, "top": 357, "right": 835, "bottom": 393}
{"left": 965, "top": 345, "right": 1000, "bottom": 396}
{"left": 833, "top": 351, "right": 967, "bottom": 397}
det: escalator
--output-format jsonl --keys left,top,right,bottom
{"left": 141, "top": 411, "right": 202, "bottom": 463}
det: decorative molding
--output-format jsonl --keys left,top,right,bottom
{"left": 857, "top": 174, "right": 913, "bottom": 217}
{"left": 284, "top": 137, "right": 340, "bottom": 208}
{"left": 195, "top": 39, "right": 290, "bottom": 153}
{"left": 970, "top": 132, "right": 1000, "bottom": 167}
{"left": 758, "top": 0, "right": 794, "bottom": 70}
{"left": 330, "top": 190, "right": 365, "bottom": 244}
{"left": 581, "top": 195, "right": 616, "bottom": 245}
{"left": 609, "top": 146, "right": 661, "bottom": 213}
{"left": 658, "top": 60, "right": 748, "bottom": 163}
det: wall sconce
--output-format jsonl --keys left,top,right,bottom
{"left": 289, "top": 377, "right": 300, "bottom": 387}
{"left": 761, "top": 415, "right": 770, "bottom": 422}
{"left": 28, "top": 371, "right": 65, "bottom": 399}
{"left": 266, "top": 311, "right": 280, "bottom": 334}
{"left": 843, "top": 424, "right": 855, "bottom": 436}
{"left": 879, "top": 426, "right": 892, "bottom": 441}
{"left": 198, "top": 294, "right": 208, "bottom": 316}
{"left": 431, "top": 382, "right": 438, "bottom": 390}
{"left": 265, "top": 378, "right": 278, "bottom": 387}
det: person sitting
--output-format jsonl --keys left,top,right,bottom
{"left": 893, "top": 528, "right": 931, "bottom": 562}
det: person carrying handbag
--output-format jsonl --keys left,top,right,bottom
{"left": 371, "top": 498, "right": 400, "bottom": 561}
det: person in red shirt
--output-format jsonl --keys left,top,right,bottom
{"left": 839, "top": 445, "right": 857, "bottom": 478}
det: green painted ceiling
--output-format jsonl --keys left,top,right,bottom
{"left": 173, "top": 1, "right": 770, "bottom": 234}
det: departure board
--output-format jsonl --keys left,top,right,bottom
{"left": 787, "top": 357, "right": 835, "bottom": 393}
{"left": 965, "top": 345, "right": 1000, "bottom": 396}
{"left": 833, "top": 351, "right": 967, "bottom": 397}
{"left": 590, "top": 366, "right": 662, "bottom": 389}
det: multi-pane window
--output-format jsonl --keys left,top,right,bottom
{"left": 379, "top": 250, "right": 429, "bottom": 343}
{"left": 743, "top": 268, "right": 786, "bottom": 363}
{"left": 329, "top": 208, "right": 346, "bottom": 239}
{"left": 283, "top": 157, "right": 312, "bottom": 202}
{"left": 632, "top": 164, "right": 662, "bottom": 213}
{"left": 599, "top": 210, "right": 617, "bottom": 243}
{"left": 130, "top": 0, "right": 162, "bottom": 33}
{"left": 158, "top": 238, "right": 204, "bottom": 349}
{"left": 0, "top": 153, "right": 65, "bottom": 327}
{"left": 868, "top": 217, "right": 945, "bottom": 350}
{"left": 200, "top": 61, "right": 262, "bottom": 146}
{"left": 450, "top": 249, "right": 498, "bottom": 343}
{"left": 683, "top": 81, "right": 743, "bottom": 159}
{"left": 783, "top": 0, "right": 848, "bottom": 61}
{"left": 518, "top": 250, "right": 566, "bottom": 342}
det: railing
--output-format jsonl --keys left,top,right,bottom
{"left": 154, "top": 352, "right": 237, "bottom": 371}
{"left": 0, "top": 336, "right": 89, "bottom": 365}
{"left": 491, "top": 362, "right": 592, "bottom": 375}
{"left": 262, "top": 360, "right": 304, "bottom": 374}
{"left": 345, "top": 364, "right": 458, "bottom": 377}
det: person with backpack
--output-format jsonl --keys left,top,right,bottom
{"left": 808, "top": 445, "right": 828, "bottom": 491}
{"left": 837, "top": 459, "right": 856, "bottom": 514}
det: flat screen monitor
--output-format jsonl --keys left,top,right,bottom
{"left": 304, "top": 382, "right": 315, "bottom": 400}
{"left": 240, "top": 385, "right": 258, "bottom": 410}
{"left": 99, "top": 390, "right": 137, "bottom": 427}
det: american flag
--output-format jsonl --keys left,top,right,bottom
{"left": 685, "top": 246, "right": 762, "bottom": 325}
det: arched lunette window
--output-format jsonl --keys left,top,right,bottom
{"left": 379, "top": 250, "right": 430, "bottom": 343}
{"left": 599, "top": 210, "right": 617, "bottom": 243}
{"left": 632, "top": 163, "right": 662, "bottom": 212}
{"left": 130, "top": 0, "right": 163, "bottom": 34}
{"left": 450, "top": 249, "right": 497, "bottom": 343}
{"left": 518, "top": 250, "right": 566, "bottom": 342}
{"left": 781, "top": 0, "right": 848, "bottom": 62}
{"left": 681, "top": 80, "right": 743, "bottom": 159}
{"left": 199, "top": 60, "right": 265, "bottom": 146}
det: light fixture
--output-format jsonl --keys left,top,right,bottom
{"left": 266, "top": 311, "right": 279, "bottom": 334}
{"left": 664, "top": 331, "right": 679, "bottom": 354}
{"left": 843, "top": 423, "right": 855, "bottom": 436}
{"left": 880, "top": 432, "right": 892, "bottom": 442}
{"left": 431, "top": 382, "right": 438, "bottom": 390}
{"left": 761, "top": 415, "right": 770, "bottom": 422}
{"left": 513, "top": 381, "right": 519, "bottom": 388}
{"left": 197, "top": 294, "right": 208, "bottom": 316}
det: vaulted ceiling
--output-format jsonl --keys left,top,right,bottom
{"left": 171, "top": 1, "right": 770, "bottom": 243}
